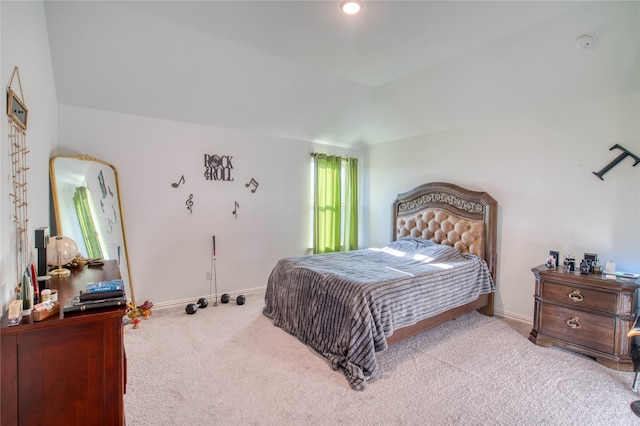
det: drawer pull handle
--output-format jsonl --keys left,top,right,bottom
{"left": 566, "top": 317, "right": 582, "bottom": 329}
{"left": 568, "top": 290, "right": 584, "bottom": 302}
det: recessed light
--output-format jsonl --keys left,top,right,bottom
{"left": 340, "top": 0, "right": 362, "bottom": 15}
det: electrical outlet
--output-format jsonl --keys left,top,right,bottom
{"left": 205, "top": 270, "right": 212, "bottom": 281}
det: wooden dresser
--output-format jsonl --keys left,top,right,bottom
{"left": 1, "top": 260, "right": 127, "bottom": 425}
{"left": 529, "top": 265, "right": 640, "bottom": 371}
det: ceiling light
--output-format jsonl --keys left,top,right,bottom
{"left": 340, "top": 0, "right": 362, "bottom": 15}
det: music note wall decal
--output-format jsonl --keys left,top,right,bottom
{"left": 186, "top": 194, "right": 194, "bottom": 214}
{"left": 232, "top": 201, "right": 239, "bottom": 218}
{"left": 171, "top": 175, "right": 185, "bottom": 188}
{"left": 245, "top": 178, "right": 259, "bottom": 193}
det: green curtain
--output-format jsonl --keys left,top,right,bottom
{"left": 343, "top": 158, "right": 358, "bottom": 251}
{"left": 73, "top": 187, "right": 103, "bottom": 259}
{"left": 313, "top": 155, "right": 358, "bottom": 254}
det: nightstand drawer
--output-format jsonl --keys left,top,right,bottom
{"left": 540, "top": 304, "right": 615, "bottom": 354}
{"left": 542, "top": 281, "right": 618, "bottom": 313}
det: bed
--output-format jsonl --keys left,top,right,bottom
{"left": 263, "top": 182, "right": 498, "bottom": 390}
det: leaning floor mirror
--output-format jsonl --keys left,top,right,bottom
{"left": 50, "top": 154, "right": 136, "bottom": 308}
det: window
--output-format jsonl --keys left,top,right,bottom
{"left": 310, "top": 154, "right": 358, "bottom": 253}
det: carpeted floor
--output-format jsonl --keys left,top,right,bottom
{"left": 124, "top": 292, "right": 640, "bottom": 425}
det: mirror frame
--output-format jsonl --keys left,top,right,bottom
{"left": 49, "top": 154, "right": 136, "bottom": 308}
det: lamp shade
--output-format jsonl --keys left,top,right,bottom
{"left": 47, "top": 235, "right": 78, "bottom": 276}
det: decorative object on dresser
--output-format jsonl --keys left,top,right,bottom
{"left": 34, "top": 227, "right": 50, "bottom": 278}
{"left": 1, "top": 260, "right": 127, "bottom": 425}
{"left": 563, "top": 253, "right": 576, "bottom": 272}
{"left": 46, "top": 235, "right": 79, "bottom": 277}
{"left": 529, "top": 265, "right": 640, "bottom": 371}
{"left": 580, "top": 252, "right": 599, "bottom": 275}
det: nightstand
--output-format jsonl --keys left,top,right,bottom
{"left": 529, "top": 265, "right": 640, "bottom": 371}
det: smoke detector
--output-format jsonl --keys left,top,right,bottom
{"left": 575, "top": 33, "right": 596, "bottom": 50}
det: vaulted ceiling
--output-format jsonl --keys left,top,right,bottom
{"left": 44, "top": 1, "right": 639, "bottom": 147}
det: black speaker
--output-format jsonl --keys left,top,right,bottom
{"left": 35, "top": 227, "right": 49, "bottom": 276}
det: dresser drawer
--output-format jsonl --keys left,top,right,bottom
{"left": 540, "top": 304, "right": 615, "bottom": 354}
{"left": 542, "top": 281, "right": 618, "bottom": 313}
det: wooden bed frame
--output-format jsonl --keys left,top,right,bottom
{"left": 386, "top": 182, "right": 498, "bottom": 345}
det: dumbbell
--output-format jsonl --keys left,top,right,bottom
{"left": 185, "top": 297, "right": 209, "bottom": 315}
{"left": 220, "top": 293, "right": 245, "bottom": 305}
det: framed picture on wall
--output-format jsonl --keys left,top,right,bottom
{"left": 7, "top": 89, "right": 28, "bottom": 130}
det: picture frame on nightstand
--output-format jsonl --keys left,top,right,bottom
{"left": 584, "top": 253, "right": 598, "bottom": 262}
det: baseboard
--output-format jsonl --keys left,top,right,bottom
{"left": 150, "top": 289, "right": 533, "bottom": 326}
{"left": 150, "top": 286, "right": 266, "bottom": 310}
{"left": 493, "top": 308, "right": 532, "bottom": 325}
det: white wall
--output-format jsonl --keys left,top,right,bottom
{"left": 55, "top": 105, "right": 361, "bottom": 307}
{"left": 366, "top": 99, "right": 639, "bottom": 321}
{"left": 365, "top": 1, "right": 639, "bottom": 321}
{"left": 0, "top": 1, "right": 58, "bottom": 315}
{"left": 367, "top": 91, "right": 639, "bottom": 321}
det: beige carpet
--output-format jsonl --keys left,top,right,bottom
{"left": 124, "top": 292, "right": 640, "bottom": 425}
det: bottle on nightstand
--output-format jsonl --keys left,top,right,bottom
{"left": 605, "top": 261, "right": 616, "bottom": 279}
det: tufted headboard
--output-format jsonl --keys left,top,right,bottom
{"left": 391, "top": 182, "right": 498, "bottom": 283}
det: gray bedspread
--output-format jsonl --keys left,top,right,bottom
{"left": 263, "top": 237, "right": 495, "bottom": 390}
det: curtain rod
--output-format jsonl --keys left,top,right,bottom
{"left": 310, "top": 152, "right": 357, "bottom": 161}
